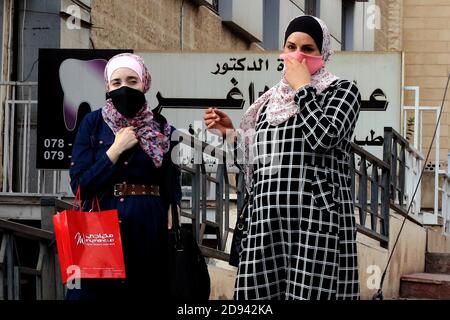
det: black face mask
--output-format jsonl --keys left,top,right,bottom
{"left": 106, "top": 86, "right": 146, "bottom": 118}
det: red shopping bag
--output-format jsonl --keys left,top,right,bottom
{"left": 53, "top": 188, "right": 126, "bottom": 284}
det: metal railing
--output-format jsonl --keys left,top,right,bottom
{"left": 2, "top": 81, "right": 35, "bottom": 193}
{"left": 403, "top": 86, "right": 441, "bottom": 220}
{"left": 440, "top": 173, "right": 450, "bottom": 234}
{"left": 0, "top": 218, "right": 64, "bottom": 300}
{"left": 404, "top": 144, "right": 424, "bottom": 218}
{"left": 0, "top": 81, "right": 71, "bottom": 196}
{"left": 383, "top": 127, "right": 424, "bottom": 222}
{"left": 0, "top": 125, "right": 434, "bottom": 299}
{"left": 179, "top": 131, "right": 394, "bottom": 248}
{"left": 175, "top": 131, "right": 241, "bottom": 257}
{"left": 350, "top": 142, "right": 390, "bottom": 247}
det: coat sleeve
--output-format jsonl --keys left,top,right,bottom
{"left": 69, "top": 113, "right": 120, "bottom": 198}
{"left": 294, "top": 80, "right": 361, "bottom": 153}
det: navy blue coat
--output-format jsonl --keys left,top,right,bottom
{"left": 67, "top": 109, "right": 182, "bottom": 300}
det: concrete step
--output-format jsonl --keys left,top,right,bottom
{"left": 426, "top": 253, "right": 450, "bottom": 274}
{"left": 400, "top": 273, "right": 450, "bottom": 299}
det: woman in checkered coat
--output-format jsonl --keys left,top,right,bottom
{"left": 204, "top": 16, "right": 361, "bottom": 300}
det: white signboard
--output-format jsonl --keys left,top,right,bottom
{"left": 137, "top": 51, "right": 402, "bottom": 164}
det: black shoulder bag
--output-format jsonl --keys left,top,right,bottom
{"left": 154, "top": 109, "right": 211, "bottom": 301}
{"left": 229, "top": 192, "right": 250, "bottom": 267}
{"left": 167, "top": 202, "right": 211, "bottom": 301}
{"left": 229, "top": 135, "right": 251, "bottom": 268}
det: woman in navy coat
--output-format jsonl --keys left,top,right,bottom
{"left": 67, "top": 53, "right": 181, "bottom": 300}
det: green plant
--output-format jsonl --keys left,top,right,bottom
{"left": 406, "top": 116, "right": 415, "bottom": 142}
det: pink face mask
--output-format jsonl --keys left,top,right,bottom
{"left": 279, "top": 51, "right": 324, "bottom": 75}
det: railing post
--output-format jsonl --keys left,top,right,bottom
{"left": 392, "top": 137, "right": 398, "bottom": 202}
{"left": 223, "top": 164, "right": 230, "bottom": 251}
{"left": 349, "top": 153, "right": 356, "bottom": 205}
{"left": 53, "top": 246, "right": 65, "bottom": 300}
{"left": 382, "top": 128, "right": 394, "bottom": 240}
{"left": 383, "top": 128, "right": 394, "bottom": 200}
{"left": 38, "top": 241, "right": 57, "bottom": 300}
{"left": 0, "top": 233, "right": 7, "bottom": 300}
{"left": 443, "top": 176, "right": 450, "bottom": 234}
{"left": 216, "top": 164, "right": 224, "bottom": 251}
{"left": 370, "top": 163, "right": 380, "bottom": 231}
{"left": 35, "top": 242, "right": 45, "bottom": 300}
{"left": 39, "top": 198, "right": 60, "bottom": 300}
{"left": 192, "top": 136, "right": 203, "bottom": 243}
{"left": 359, "top": 156, "right": 368, "bottom": 227}
{"left": 199, "top": 162, "right": 207, "bottom": 244}
{"left": 40, "top": 197, "right": 56, "bottom": 232}
{"left": 381, "top": 165, "right": 390, "bottom": 240}
{"left": 13, "top": 266, "right": 20, "bottom": 300}
{"left": 6, "top": 234, "right": 14, "bottom": 300}
{"left": 399, "top": 145, "right": 406, "bottom": 206}
{"left": 192, "top": 163, "right": 201, "bottom": 243}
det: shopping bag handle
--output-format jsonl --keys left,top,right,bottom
{"left": 73, "top": 186, "right": 102, "bottom": 212}
{"left": 90, "top": 197, "right": 101, "bottom": 212}
{"left": 73, "top": 186, "right": 82, "bottom": 212}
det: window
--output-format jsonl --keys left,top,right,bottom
{"left": 342, "top": 0, "right": 355, "bottom": 50}
{"left": 190, "top": 0, "right": 219, "bottom": 13}
{"left": 212, "top": 0, "right": 219, "bottom": 12}
{"left": 305, "top": 0, "right": 320, "bottom": 17}
{"left": 218, "top": 0, "right": 264, "bottom": 42}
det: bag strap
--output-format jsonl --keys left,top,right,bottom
{"left": 152, "top": 109, "right": 183, "bottom": 243}
{"left": 73, "top": 186, "right": 82, "bottom": 212}
{"left": 90, "top": 197, "right": 101, "bottom": 212}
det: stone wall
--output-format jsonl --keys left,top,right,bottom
{"left": 403, "top": 0, "right": 450, "bottom": 168}
{"left": 90, "top": 0, "right": 254, "bottom": 51}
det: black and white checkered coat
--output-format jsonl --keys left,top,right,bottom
{"left": 235, "top": 79, "right": 361, "bottom": 300}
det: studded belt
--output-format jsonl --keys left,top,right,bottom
{"left": 113, "top": 183, "right": 160, "bottom": 197}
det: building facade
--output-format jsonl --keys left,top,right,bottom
{"left": 0, "top": 0, "right": 449, "bottom": 300}
{"left": 2, "top": 0, "right": 446, "bottom": 190}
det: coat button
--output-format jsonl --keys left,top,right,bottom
{"left": 99, "top": 140, "right": 103, "bottom": 145}
{"left": 120, "top": 198, "right": 125, "bottom": 202}
{"left": 124, "top": 161, "right": 128, "bottom": 166}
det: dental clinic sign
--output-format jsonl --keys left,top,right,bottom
{"left": 36, "top": 49, "right": 402, "bottom": 169}
{"left": 36, "top": 49, "right": 131, "bottom": 169}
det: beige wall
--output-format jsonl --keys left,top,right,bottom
{"left": 427, "top": 226, "right": 450, "bottom": 253}
{"left": 370, "top": 0, "right": 450, "bottom": 170}
{"left": 208, "top": 261, "right": 236, "bottom": 300}
{"left": 375, "top": 0, "right": 403, "bottom": 51}
{"left": 358, "top": 212, "right": 427, "bottom": 299}
{"left": 402, "top": 0, "right": 450, "bottom": 169}
{"left": 60, "top": 0, "right": 91, "bottom": 49}
{"left": 90, "top": 0, "right": 254, "bottom": 51}
{"left": 421, "top": 172, "right": 447, "bottom": 210}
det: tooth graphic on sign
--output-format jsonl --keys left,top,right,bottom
{"left": 59, "top": 58, "right": 108, "bottom": 131}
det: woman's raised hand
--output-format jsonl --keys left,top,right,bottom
{"left": 284, "top": 56, "right": 311, "bottom": 91}
{"left": 204, "top": 107, "right": 235, "bottom": 139}
{"left": 107, "top": 127, "right": 139, "bottom": 164}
